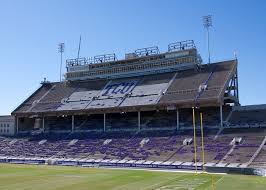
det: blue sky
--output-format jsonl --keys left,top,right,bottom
{"left": 0, "top": 0, "right": 266, "bottom": 115}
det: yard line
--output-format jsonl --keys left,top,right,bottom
{"left": 205, "top": 175, "right": 225, "bottom": 190}
{"left": 141, "top": 175, "right": 185, "bottom": 190}
{"left": 214, "top": 175, "right": 225, "bottom": 186}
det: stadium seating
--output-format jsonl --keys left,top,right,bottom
{"left": 250, "top": 145, "right": 266, "bottom": 168}
{"left": 7, "top": 58, "right": 266, "bottom": 169}
{"left": 1, "top": 127, "right": 266, "bottom": 168}
{"left": 159, "top": 61, "right": 236, "bottom": 105}
{"left": 13, "top": 61, "right": 236, "bottom": 114}
{"left": 228, "top": 109, "right": 266, "bottom": 127}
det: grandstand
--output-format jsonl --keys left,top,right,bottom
{"left": 1, "top": 40, "right": 266, "bottom": 174}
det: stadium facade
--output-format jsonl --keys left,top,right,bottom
{"left": 12, "top": 40, "right": 239, "bottom": 133}
{"left": 1, "top": 40, "right": 266, "bottom": 174}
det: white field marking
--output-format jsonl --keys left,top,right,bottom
{"left": 155, "top": 177, "right": 210, "bottom": 190}
{"left": 113, "top": 175, "right": 148, "bottom": 190}
{"left": 213, "top": 175, "right": 225, "bottom": 187}
{"left": 99, "top": 166, "right": 227, "bottom": 175}
{"left": 140, "top": 175, "right": 185, "bottom": 190}
{"left": 54, "top": 174, "right": 87, "bottom": 178}
{"left": 205, "top": 175, "right": 225, "bottom": 190}
{"left": 112, "top": 174, "right": 153, "bottom": 190}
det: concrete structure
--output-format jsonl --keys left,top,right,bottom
{"left": 0, "top": 115, "right": 15, "bottom": 136}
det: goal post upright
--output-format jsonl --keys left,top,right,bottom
{"left": 200, "top": 112, "right": 205, "bottom": 168}
{"left": 192, "top": 107, "right": 198, "bottom": 174}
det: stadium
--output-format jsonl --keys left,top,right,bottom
{"left": 1, "top": 36, "right": 266, "bottom": 189}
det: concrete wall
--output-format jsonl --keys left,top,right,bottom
{"left": 0, "top": 115, "right": 15, "bottom": 136}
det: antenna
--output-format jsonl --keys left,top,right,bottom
{"left": 58, "top": 43, "right": 65, "bottom": 82}
{"left": 202, "top": 15, "right": 213, "bottom": 64}
{"left": 77, "top": 35, "right": 81, "bottom": 59}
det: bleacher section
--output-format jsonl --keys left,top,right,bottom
{"left": 1, "top": 128, "right": 266, "bottom": 168}
{"left": 250, "top": 145, "right": 266, "bottom": 168}
{"left": 159, "top": 60, "right": 236, "bottom": 106}
{"left": 13, "top": 60, "right": 236, "bottom": 114}
{"left": 219, "top": 128, "right": 266, "bottom": 164}
{"left": 227, "top": 105, "right": 266, "bottom": 127}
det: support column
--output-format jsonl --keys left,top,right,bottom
{"left": 103, "top": 113, "right": 106, "bottom": 132}
{"left": 42, "top": 117, "right": 45, "bottom": 131}
{"left": 138, "top": 111, "right": 141, "bottom": 131}
{"left": 220, "top": 104, "right": 223, "bottom": 128}
{"left": 236, "top": 68, "right": 239, "bottom": 101}
{"left": 72, "top": 115, "right": 75, "bottom": 132}
{"left": 176, "top": 108, "right": 179, "bottom": 131}
{"left": 16, "top": 116, "right": 19, "bottom": 134}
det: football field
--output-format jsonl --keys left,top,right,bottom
{"left": 0, "top": 164, "right": 265, "bottom": 190}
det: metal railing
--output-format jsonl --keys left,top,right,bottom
{"left": 66, "top": 57, "right": 92, "bottom": 67}
{"left": 168, "top": 40, "right": 196, "bottom": 52}
{"left": 66, "top": 54, "right": 117, "bottom": 67}
{"left": 94, "top": 53, "right": 116, "bottom": 63}
{"left": 134, "top": 46, "right": 160, "bottom": 57}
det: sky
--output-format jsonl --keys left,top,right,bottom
{"left": 0, "top": 0, "right": 266, "bottom": 115}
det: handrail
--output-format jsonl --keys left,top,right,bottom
{"left": 194, "top": 66, "right": 217, "bottom": 106}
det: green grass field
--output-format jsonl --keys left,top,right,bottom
{"left": 0, "top": 164, "right": 265, "bottom": 190}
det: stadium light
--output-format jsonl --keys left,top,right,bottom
{"left": 202, "top": 15, "right": 212, "bottom": 64}
{"left": 58, "top": 43, "right": 65, "bottom": 82}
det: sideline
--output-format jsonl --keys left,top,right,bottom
{"left": 98, "top": 166, "right": 227, "bottom": 175}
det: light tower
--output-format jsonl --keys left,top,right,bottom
{"left": 202, "top": 15, "right": 212, "bottom": 64}
{"left": 58, "top": 43, "right": 65, "bottom": 82}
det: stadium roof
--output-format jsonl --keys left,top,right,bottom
{"left": 12, "top": 60, "right": 238, "bottom": 117}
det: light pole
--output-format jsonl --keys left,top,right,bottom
{"left": 203, "top": 15, "right": 212, "bottom": 64}
{"left": 58, "top": 43, "right": 65, "bottom": 82}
